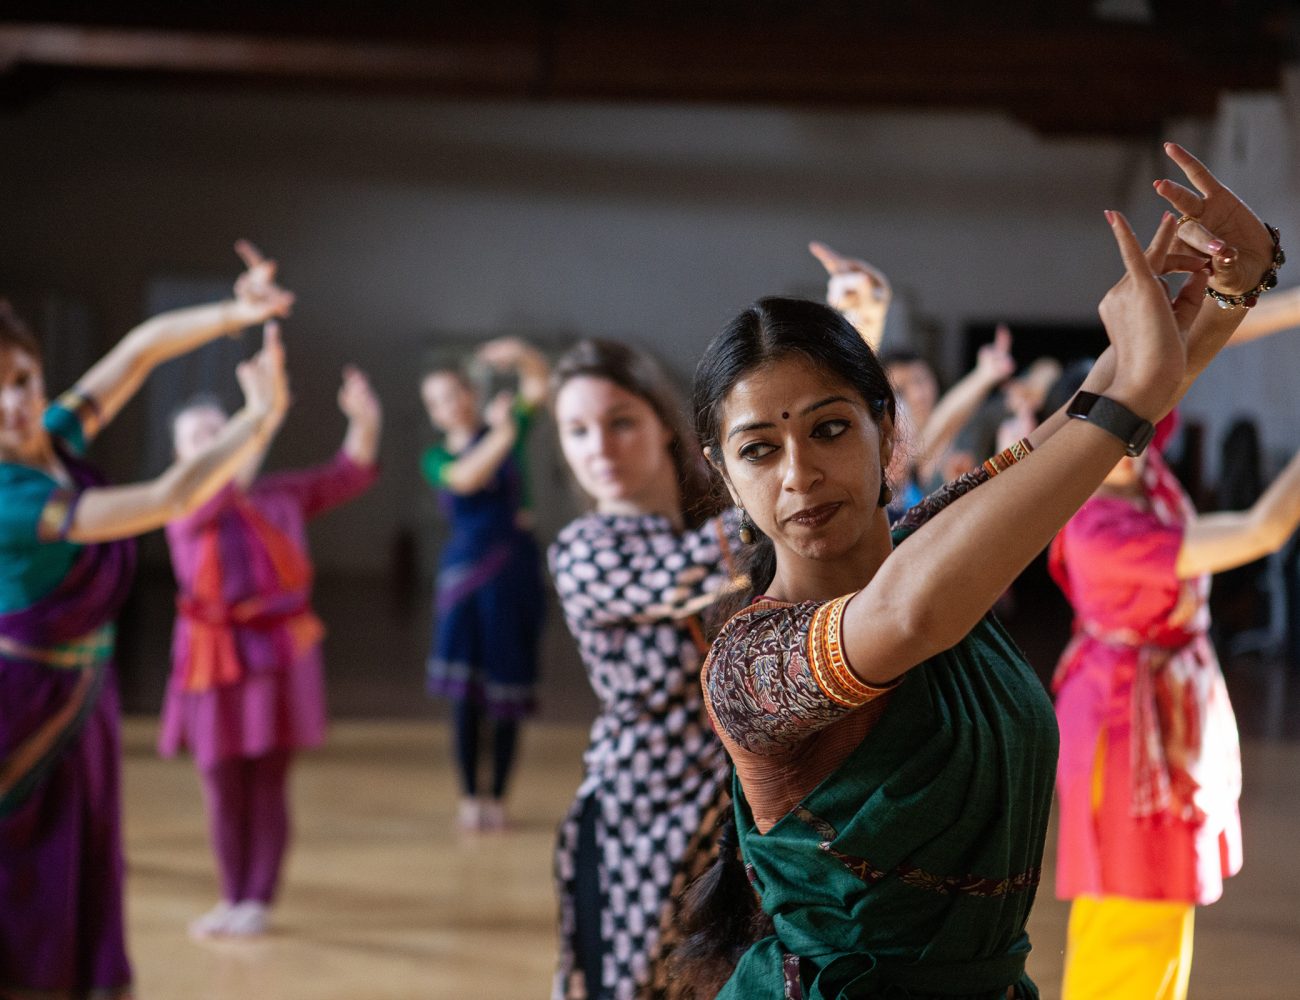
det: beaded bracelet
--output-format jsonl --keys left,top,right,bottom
{"left": 982, "top": 437, "right": 1034, "bottom": 478}
{"left": 1204, "top": 224, "right": 1286, "bottom": 309}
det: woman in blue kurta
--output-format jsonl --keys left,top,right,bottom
{"left": 681, "top": 144, "right": 1277, "bottom": 999}
{"left": 0, "top": 242, "right": 293, "bottom": 999}
{"left": 420, "top": 337, "right": 549, "bottom": 832}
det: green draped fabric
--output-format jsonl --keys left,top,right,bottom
{"left": 722, "top": 616, "right": 1057, "bottom": 1000}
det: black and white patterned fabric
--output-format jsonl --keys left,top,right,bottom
{"left": 549, "top": 510, "right": 739, "bottom": 1000}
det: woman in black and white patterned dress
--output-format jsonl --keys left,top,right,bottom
{"left": 548, "top": 339, "right": 738, "bottom": 1000}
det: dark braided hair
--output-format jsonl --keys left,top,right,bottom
{"left": 672, "top": 802, "right": 772, "bottom": 997}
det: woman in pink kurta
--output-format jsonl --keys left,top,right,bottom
{"left": 161, "top": 362, "right": 381, "bottom": 938}
{"left": 1050, "top": 423, "right": 1300, "bottom": 998}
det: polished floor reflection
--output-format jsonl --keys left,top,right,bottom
{"left": 113, "top": 570, "right": 1300, "bottom": 998}
{"left": 121, "top": 717, "right": 1300, "bottom": 999}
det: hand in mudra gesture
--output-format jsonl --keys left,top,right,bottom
{"left": 338, "top": 365, "right": 381, "bottom": 427}
{"left": 1155, "top": 142, "right": 1276, "bottom": 298}
{"left": 808, "top": 241, "right": 892, "bottom": 348}
{"left": 231, "top": 239, "right": 295, "bottom": 327}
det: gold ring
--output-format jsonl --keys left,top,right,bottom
{"left": 1175, "top": 214, "right": 1197, "bottom": 227}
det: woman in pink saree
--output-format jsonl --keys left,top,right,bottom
{"left": 1051, "top": 416, "right": 1300, "bottom": 999}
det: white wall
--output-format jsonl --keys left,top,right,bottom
{"left": 2, "top": 81, "right": 1297, "bottom": 572}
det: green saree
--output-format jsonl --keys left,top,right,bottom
{"left": 717, "top": 612, "right": 1056, "bottom": 1000}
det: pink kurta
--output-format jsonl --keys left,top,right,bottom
{"left": 1051, "top": 456, "right": 1242, "bottom": 907}
{"left": 159, "top": 452, "right": 378, "bottom": 769}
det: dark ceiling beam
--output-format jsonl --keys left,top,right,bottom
{"left": 0, "top": 20, "right": 1284, "bottom": 138}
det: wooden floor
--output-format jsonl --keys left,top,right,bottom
{"left": 121, "top": 718, "right": 1300, "bottom": 1000}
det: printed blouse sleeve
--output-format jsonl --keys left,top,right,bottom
{"left": 43, "top": 388, "right": 103, "bottom": 457}
{"left": 703, "top": 597, "right": 896, "bottom": 756}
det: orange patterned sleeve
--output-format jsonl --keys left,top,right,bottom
{"left": 807, "top": 592, "right": 898, "bottom": 708}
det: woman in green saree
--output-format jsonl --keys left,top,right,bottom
{"left": 680, "top": 144, "right": 1277, "bottom": 999}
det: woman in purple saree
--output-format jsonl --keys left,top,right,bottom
{"left": 0, "top": 242, "right": 292, "bottom": 1000}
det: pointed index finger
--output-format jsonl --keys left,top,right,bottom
{"left": 234, "top": 239, "right": 267, "bottom": 270}
{"left": 1107, "top": 210, "right": 1158, "bottom": 281}
{"left": 809, "top": 241, "right": 849, "bottom": 274}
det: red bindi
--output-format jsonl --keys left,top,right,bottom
{"left": 781, "top": 411, "right": 790, "bottom": 420}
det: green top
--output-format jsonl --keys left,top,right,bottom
{"left": 0, "top": 399, "right": 92, "bottom": 613}
{"left": 420, "top": 398, "right": 535, "bottom": 511}
{"left": 708, "top": 499, "right": 1059, "bottom": 1000}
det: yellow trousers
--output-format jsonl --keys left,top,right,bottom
{"left": 1061, "top": 895, "right": 1194, "bottom": 1000}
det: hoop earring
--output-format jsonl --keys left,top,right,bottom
{"left": 737, "top": 506, "right": 756, "bottom": 545}
{"left": 878, "top": 481, "right": 894, "bottom": 508}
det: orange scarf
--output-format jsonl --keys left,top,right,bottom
{"left": 178, "top": 499, "right": 324, "bottom": 693}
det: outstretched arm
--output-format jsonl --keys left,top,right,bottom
{"left": 66, "top": 324, "right": 290, "bottom": 543}
{"left": 1177, "top": 449, "right": 1300, "bottom": 577}
{"left": 843, "top": 144, "right": 1274, "bottom": 685}
{"left": 914, "top": 324, "right": 1016, "bottom": 474}
{"left": 73, "top": 241, "right": 293, "bottom": 435}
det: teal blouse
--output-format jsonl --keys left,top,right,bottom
{"left": 0, "top": 393, "right": 95, "bottom": 613}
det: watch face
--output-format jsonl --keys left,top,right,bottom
{"left": 1066, "top": 391, "right": 1097, "bottom": 419}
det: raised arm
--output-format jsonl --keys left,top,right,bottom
{"left": 1177, "top": 449, "right": 1300, "bottom": 578}
{"left": 430, "top": 391, "right": 518, "bottom": 496}
{"left": 73, "top": 241, "right": 293, "bottom": 435}
{"left": 66, "top": 325, "right": 290, "bottom": 543}
{"left": 913, "top": 325, "right": 1016, "bottom": 473}
{"left": 843, "top": 144, "right": 1275, "bottom": 685}
{"left": 339, "top": 364, "right": 382, "bottom": 467}
{"left": 809, "top": 241, "right": 892, "bottom": 351}
{"left": 476, "top": 336, "right": 551, "bottom": 410}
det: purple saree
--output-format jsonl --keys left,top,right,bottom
{"left": 0, "top": 442, "right": 137, "bottom": 999}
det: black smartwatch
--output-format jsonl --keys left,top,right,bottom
{"left": 1066, "top": 391, "right": 1155, "bottom": 457}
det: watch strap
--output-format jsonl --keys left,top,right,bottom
{"left": 1066, "top": 391, "right": 1156, "bottom": 457}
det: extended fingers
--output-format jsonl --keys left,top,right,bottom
{"left": 1106, "top": 210, "right": 1158, "bottom": 280}
{"left": 234, "top": 239, "right": 267, "bottom": 271}
{"left": 993, "top": 323, "right": 1012, "bottom": 353}
{"left": 1144, "top": 212, "right": 1178, "bottom": 272}
{"left": 1153, "top": 179, "right": 1205, "bottom": 221}
{"left": 1164, "top": 142, "right": 1222, "bottom": 198}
